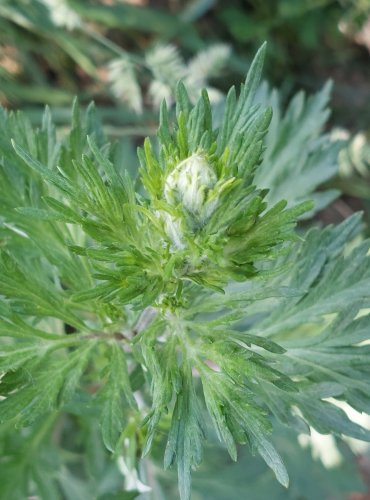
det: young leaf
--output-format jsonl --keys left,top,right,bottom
{"left": 99, "top": 342, "right": 137, "bottom": 452}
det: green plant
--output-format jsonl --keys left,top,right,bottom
{"left": 1, "top": 45, "right": 370, "bottom": 500}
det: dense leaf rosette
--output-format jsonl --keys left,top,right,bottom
{"left": 0, "top": 45, "right": 369, "bottom": 500}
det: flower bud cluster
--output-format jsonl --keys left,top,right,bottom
{"left": 164, "top": 154, "right": 219, "bottom": 223}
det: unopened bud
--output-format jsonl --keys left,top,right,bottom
{"left": 161, "top": 211, "right": 185, "bottom": 250}
{"left": 164, "top": 154, "right": 218, "bottom": 221}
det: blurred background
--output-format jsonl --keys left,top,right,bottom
{"left": 1, "top": 0, "right": 370, "bottom": 125}
{"left": 1, "top": 1, "right": 370, "bottom": 499}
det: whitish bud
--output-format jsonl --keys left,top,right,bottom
{"left": 164, "top": 154, "right": 218, "bottom": 221}
{"left": 161, "top": 211, "right": 185, "bottom": 250}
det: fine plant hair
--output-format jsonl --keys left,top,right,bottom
{"left": 1, "top": 44, "right": 370, "bottom": 500}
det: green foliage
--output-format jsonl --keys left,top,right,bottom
{"left": 159, "top": 421, "right": 365, "bottom": 499}
{"left": 254, "top": 81, "right": 341, "bottom": 215}
{"left": 0, "top": 45, "right": 370, "bottom": 500}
